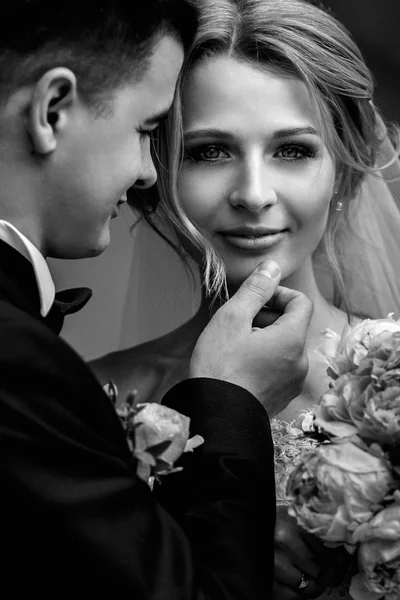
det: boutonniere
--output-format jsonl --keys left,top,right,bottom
{"left": 103, "top": 381, "right": 204, "bottom": 486}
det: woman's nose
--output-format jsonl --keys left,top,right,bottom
{"left": 229, "top": 161, "right": 277, "bottom": 212}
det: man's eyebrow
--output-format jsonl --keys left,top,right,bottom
{"left": 144, "top": 109, "right": 170, "bottom": 127}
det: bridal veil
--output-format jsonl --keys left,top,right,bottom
{"left": 314, "top": 125, "right": 400, "bottom": 319}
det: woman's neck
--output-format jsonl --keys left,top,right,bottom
{"left": 279, "top": 257, "right": 345, "bottom": 345}
{"left": 174, "top": 257, "right": 347, "bottom": 359}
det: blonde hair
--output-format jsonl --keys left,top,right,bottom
{"left": 133, "top": 0, "right": 399, "bottom": 308}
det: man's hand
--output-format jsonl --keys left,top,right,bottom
{"left": 190, "top": 260, "right": 313, "bottom": 416}
{"left": 273, "top": 505, "right": 341, "bottom": 600}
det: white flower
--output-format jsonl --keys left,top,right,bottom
{"left": 287, "top": 441, "right": 395, "bottom": 548}
{"left": 132, "top": 403, "right": 204, "bottom": 483}
{"left": 316, "top": 315, "right": 400, "bottom": 378}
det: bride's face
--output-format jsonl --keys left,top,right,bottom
{"left": 177, "top": 55, "right": 336, "bottom": 287}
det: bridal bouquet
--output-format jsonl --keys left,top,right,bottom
{"left": 287, "top": 316, "right": 400, "bottom": 600}
{"left": 103, "top": 382, "right": 204, "bottom": 486}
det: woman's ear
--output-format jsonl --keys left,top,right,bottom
{"left": 29, "top": 67, "right": 77, "bottom": 155}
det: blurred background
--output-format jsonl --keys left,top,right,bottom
{"left": 50, "top": 0, "right": 400, "bottom": 361}
{"left": 325, "top": 0, "right": 400, "bottom": 123}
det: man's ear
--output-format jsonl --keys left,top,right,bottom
{"left": 29, "top": 68, "right": 77, "bottom": 155}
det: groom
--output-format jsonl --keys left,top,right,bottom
{"left": 0, "top": 1, "right": 313, "bottom": 598}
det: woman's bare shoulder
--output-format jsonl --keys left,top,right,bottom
{"left": 89, "top": 329, "right": 188, "bottom": 404}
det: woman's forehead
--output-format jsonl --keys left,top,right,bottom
{"left": 182, "top": 55, "right": 324, "bottom": 135}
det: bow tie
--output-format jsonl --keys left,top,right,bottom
{"left": 44, "top": 287, "right": 93, "bottom": 334}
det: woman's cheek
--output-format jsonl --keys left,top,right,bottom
{"left": 179, "top": 177, "right": 223, "bottom": 227}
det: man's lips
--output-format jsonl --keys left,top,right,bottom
{"left": 111, "top": 194, "right": 128, "bottom": 218}
{"left": 218, "top": 226, "right": 288, "bottom": 251}
{"left": 118, "top": 192, "right": 128, "bottom": 205}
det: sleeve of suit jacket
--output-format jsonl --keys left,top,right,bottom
{"left": 0, "top": 306, "right": 275, "bottom": 599}
{"left": 159, "top": 379, "right": 276, "bottom": 600}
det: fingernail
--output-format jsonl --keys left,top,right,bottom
{"left": 257, "top": 260, "right": 280, "bottom": 279}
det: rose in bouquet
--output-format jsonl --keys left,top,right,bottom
{"left": 287, "top": 441, "right": 395, "bottom": 549}
{"left": 350, "top": 502, "right": 400, "bottom": 600}
{"left": 314, "top": 318, "right": 400, "bottom": 447}
{"left": 287, "top": 316, "right": 400, "bottom": 599}
{"left": 103, "top": 381, "right": 204, "bottom": 485}
{"left": 317, "top": 315, "right": 400, "bottom": 378}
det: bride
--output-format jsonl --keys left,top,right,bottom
{"left": 91, "top": 0, "right": 400, "bottom": 597}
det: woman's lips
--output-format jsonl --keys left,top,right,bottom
{"left": 219, "top": 229, "right": 287, "bottom": 251}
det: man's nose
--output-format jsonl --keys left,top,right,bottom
{"left": 134, "top": 139, "right": 158, "bottom": 189}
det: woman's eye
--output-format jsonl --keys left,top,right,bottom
{"left": 184, "top": 144, "right": 230, "bottom": 162}
{"left": 275, "top": 144, "right": 316, "bottom": 161}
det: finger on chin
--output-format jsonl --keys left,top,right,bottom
{"left": 271, "top": 285, "right": 314, "bottom": 327}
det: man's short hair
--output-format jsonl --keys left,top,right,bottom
{"left": 0, "top": 0, "right": 197, "bottom": 107}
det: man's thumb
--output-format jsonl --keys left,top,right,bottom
{"left": 229, "top": 260, "right": 281, "bottom": 317}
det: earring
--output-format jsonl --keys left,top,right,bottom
{"left": 331, "top": 191, "right": 342, "bottom": 212}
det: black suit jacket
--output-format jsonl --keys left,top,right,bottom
{"left": 0, "top": 240, "right": 276, "bottom": 599}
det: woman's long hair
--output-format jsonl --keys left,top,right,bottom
{"left": 130, "top": 0, "right": 399, "bottom": 310}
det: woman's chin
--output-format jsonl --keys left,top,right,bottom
{"left": 225, "top": 263, "right": 292, "bottom": 292}
{"left": 226, "top": 270, "right": 254, "bottom": 291}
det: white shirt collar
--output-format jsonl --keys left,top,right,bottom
{"left": 0, "top": 220, "right": 55, "bottom": 316}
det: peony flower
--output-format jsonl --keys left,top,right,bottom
{"left": 313, "top": 371, "right": 369, "bottom": 439}
{"left": 356, "top": 537, "right": 400, "bottom": 599}
{"left": 350, "top": 385, "right": 400, "bottom": 448}
{"left": 314, "top": 341, "right": 400, "bottom": 447}
{"left": 351, "top": 504, "right": 400, "bottom": 598}
{"left": 316, "top": 315, "right": 400, "bottom": 378}
{"left": 132, "top": 403, "right": 204, "bottom": 482}
{"left": 343, "top": 316, "right": 400, "bottom": 365}
{"left": 315, "top": 327, "right": 352, "bottom": 378}
{"left": 352, "top": 504, "right": 400, "bottom": 544}
{"left": 287, "top": 441, "right": 395, "bottom": 548}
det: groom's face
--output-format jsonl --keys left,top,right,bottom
{"left": 45, "top": 34, "right": 184, "bottom": 259}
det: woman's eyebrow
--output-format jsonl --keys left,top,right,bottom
{"left": 183, "top": 125, "right": 320, "bottom": 143}
{"left": 183, "top": 128, "right": 236, "bottom": 143}
{"left": 271, "top": 126, "right": 320, "bottom": 139}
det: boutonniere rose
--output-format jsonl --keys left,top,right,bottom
{"left": 103, "top": 382, "right": 204, "bottom": 485}
{"left": 131, "top": 402, "right": 204, "bottom": 482}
